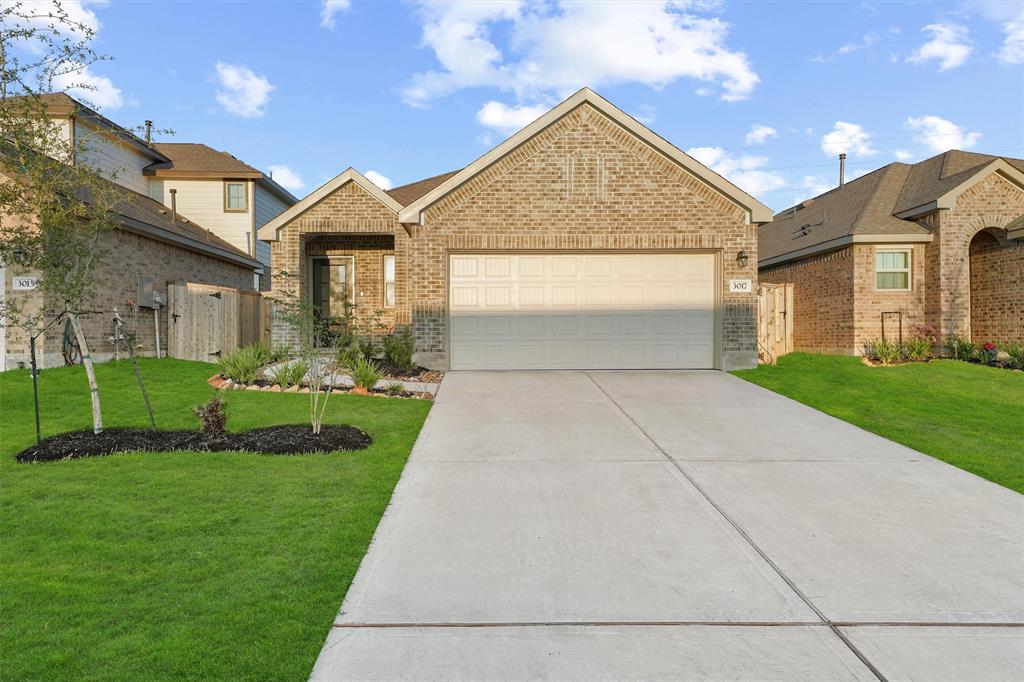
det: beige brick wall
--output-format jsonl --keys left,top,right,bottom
{"left": 851, "top": 243, "right": 927, "bottom": 349}
{"left": 969, "top": 231, "right": 1023, "bottom": 343}
{"left": 4, "top": 227, "right": 254, "bottom": 369}
{"left": 411, "top": 102, "right": 759, "bottom": 369}
{"left": 760, "top": 171, "right": 1023, "bottom": 354}
{"left": 931, "top": 172, "right": 1024, "bottom": 340}
{"left": 269, "top": 181, "right": 410, "bottom": 347}
{"left": 760, "top": 247, "right": 855, "bottom": 354}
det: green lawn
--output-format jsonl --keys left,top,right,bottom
{"left": 733, "top": 353, "right": 1023, "bottom": 493}
{"left": 0, "top": 359, "right": 431, "bottom": 680}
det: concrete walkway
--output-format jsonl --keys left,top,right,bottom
{"left": 311, "top": 371, "right": 1024, "bottom": 681}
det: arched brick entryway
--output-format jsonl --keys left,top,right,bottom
{"left": 969, "top": 229, "right": 1023, "bottom": 343}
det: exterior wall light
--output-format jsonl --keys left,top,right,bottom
{"left": 736, "top": 250, "right": 749, "bottom": 268}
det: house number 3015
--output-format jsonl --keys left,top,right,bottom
{"left": 12, "top": 276, "right": 38, "bottom": 291}
{"left": 729, "top": 279, "right": 753, "bottom": 294}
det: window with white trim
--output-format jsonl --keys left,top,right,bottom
{"left": 875, "top": 248, "right": 911, "bottom": 290}
{"left": 383, "top": 255, "right": 395, "bottom": 307}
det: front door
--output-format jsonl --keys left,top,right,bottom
{"left": 311, "top": 257, "right": 354, "bottom": 330}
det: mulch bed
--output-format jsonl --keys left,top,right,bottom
{"left": 15, "top": 424, "right": 372, "bottom": 463}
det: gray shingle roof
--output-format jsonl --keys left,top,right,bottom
{"left": 759, "top": 150, "right": 1024, "bottom": 264}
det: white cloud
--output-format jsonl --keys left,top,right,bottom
{"left": 999, "top": 16, "right": 1024, "bottom": 63}
{"left": 364, "top": 170, "right": 393, "bottom": 190}
{"left": 214, "top": 62, "right": 274, "bottom": 118}
{"left": 404, "top": 1, "right": 760, "bottom": 106}
{"left": 838, "top": 32, "right": 879, "bottom": 55}
{"left": 52, "top": 62, "right": 122, "bottom": 109}
{"left": 790, "top": 174, "right": 834, "bottom": 206}
{"left": 821, "top": 121, "right": 877, "bottom": 157}
{"left": 745, "top": 123, "right": 777, "bottom": 145}
{"left": 633, "top": 104, "right": 656, "bottom": 125}
{"left": 267, "top": 164, "right": 305, "bottom": 193}
{"left": 907, "top": 23, "right": 972, "bottom": 71}
{"left": 320, "top": 0, "right": 351, "bottom": 29}
{"left": 969, "top": 1, "right": 1024, "bottom": 64}
{"left": 687, "top": 146, "right": 788, "bottom": 195}
{"left": 475, "top": 100, "right": 548, "bottom": 133}
{"left": 894, "top": 148, "right": 915, "bottom": 161}
{"left": 905, "top": 115, "right": 980, "bottom": 154}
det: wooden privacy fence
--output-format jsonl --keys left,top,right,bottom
{"left": 167, "top": 282, "right": 271, "bottom": 362}
{"left": 757, "top": 282, "right": 793, "bottom": 364}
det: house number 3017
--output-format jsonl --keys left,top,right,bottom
{"left": 729, "top": 279, "right": 753, "bottom": 294}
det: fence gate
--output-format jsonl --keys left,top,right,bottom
{"left": 757, "top": 282, "right": 793, "bottom": 364}
{"left": 167, "top": 282, "right": 244, "bottom": 362}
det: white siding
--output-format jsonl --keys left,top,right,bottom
{"left": 74, "top": 119, "right": 153, "bottom": 195}
{"left": 148, "top": 178, "right": 255, "bottom": 259}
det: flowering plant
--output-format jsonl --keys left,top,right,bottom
{"left": 980, "top": 341, "right": 999, "bottom": 364}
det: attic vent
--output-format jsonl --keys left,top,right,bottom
{"left": 801, "top": 199, "right": 814, "bottom": 209}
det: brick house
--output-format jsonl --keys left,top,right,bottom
{"left": 259, "top": 89, "right": 772, "bottom": 371}
{"left": 0, "top": 95, "right": 283, "bottom": 370}
{"left": 759, "top": 151, "right": 1024, "bottom": 353}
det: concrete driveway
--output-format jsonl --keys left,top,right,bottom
{"left": 311, "top": 371, "right": 1023, "bottom": 681}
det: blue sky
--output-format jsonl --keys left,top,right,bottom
{"left": 45, "top": 0, "right": 1024, "bottom": 211}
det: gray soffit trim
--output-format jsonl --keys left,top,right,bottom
{"left": 118, "top": 215, "right": 261, "bottom": 269}
{"left": 758, "top": 233, "right": 933, "bottom": 269}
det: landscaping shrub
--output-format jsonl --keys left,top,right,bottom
{"left": 193, "top": 395, "right": 227, "bottom": 438}
{"left": 900, "top": 335, "right": 933, "bottom": 362}
{"left": 945, "top": 335, "right": 975, "bottom": 362}
{"left": 268, "top": 345, "right": 292, "bottom": 364}
{"left": 358, "top": 337, "right": 376, "bottom": 361}
{"left": 217, "top": 344, "right": 271, "bottom": 383}
{"left": 979, "top": 341, "right": 999, "bottom": 364}
{"left": 337, "top": 345, "right": 363, "bottom": 372}
{"left": 349, "top": 356, "right": 384, "bottom": 391}
{"left": 269, "top": 359, "right": 309, "bottom": 388}
{"left": 385, "top": 381, "right": 405, "bottom": 397}
{"left": 1004, "top": 342, "right": 1024, "bottom": 370}
{"left": 382, "top": 327, "right": 415, "bottom": 373}
{"left": 863, "top": 338, "right": 901, "bottom": 365}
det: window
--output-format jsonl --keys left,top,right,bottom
{"left": 383, "top": 255, "right": 396, "bottom": 307}
{"left": 875, "top": 248, "right": 911, "bottom": 290}
{"left": 224, "top": 181, "right": 247, "bottom": 211}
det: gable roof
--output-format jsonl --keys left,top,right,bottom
{"left": 398, "top": 88, "right": 774, "bottom": 225}
{"left": 145, "top": 143, "right": 297, "bottom": 204}
{"left": 759, "top": 150, "right": 1024, "bottom": 267}
{"left": 30, "top": 92, "right": 170, "bottom": 164}
{"left": 257, "top": 168, "right": 402, "bottom": 241}
{"left": 385, "top": 170, "right": 461, "bottom": 207}
{"left": 147, "top": 143, "right": 262, "bottom": 177}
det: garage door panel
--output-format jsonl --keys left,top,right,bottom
{"left": 449, "top": 254, "right": 716, "bottom": 370}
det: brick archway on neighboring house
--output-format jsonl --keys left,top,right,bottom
{"left": 969, "top": 227, "right": 1023, "bottom": 344}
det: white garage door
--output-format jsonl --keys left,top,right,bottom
{"left": 449, "top": 253, "right": 716, "bottom": 370}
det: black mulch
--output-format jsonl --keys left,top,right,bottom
{"left": 16, "top": 424, "right": 372, "bottom": 463}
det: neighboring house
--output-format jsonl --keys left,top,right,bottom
{"left": 145, "top": 143, "right": 297, "bottom": 290}
{"left": 759, "top": 151, "right": 1024, "bottom": 354}
{"left": 0, "top": 94, "right": 264, "bottom": 370}
{"left": 259, "top": 88, "right": 772, "bottom": 371}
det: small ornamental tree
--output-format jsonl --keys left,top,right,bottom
{"left": 0, "top": 1, "right": 127, "bottom": 434}
{"left": 273, "top": 269, "right": 344, "bottom": 434}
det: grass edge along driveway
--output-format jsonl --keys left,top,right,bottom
{"left": 0, "top": 358, "right": 431, "bottom": 680}
{"left": 733, "top": 353, "right": 1023, "bottom": 494}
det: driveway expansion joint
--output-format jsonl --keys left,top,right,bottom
{"left": 583, "top": 372, "right": 890, "bottom": 682}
